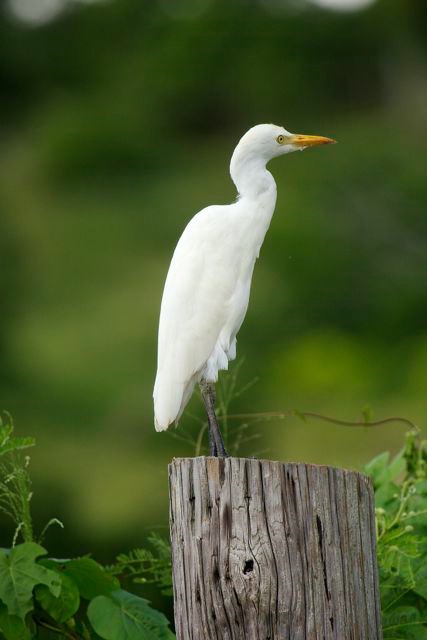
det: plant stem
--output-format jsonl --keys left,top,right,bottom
{"left": 225, "top": 410, "right": 419, "bottom": 433}
{"left": 36, "top": 618, "right": 78, "bottom": 639}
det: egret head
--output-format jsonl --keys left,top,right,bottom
{"left": 236, "top": 123, "right": 336, "bottom": 162}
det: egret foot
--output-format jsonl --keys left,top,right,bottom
{"left": 200, "top": 380, "right": 229, "bottom": 458}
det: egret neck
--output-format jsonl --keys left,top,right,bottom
{"left": 230, "top": 142, "right": 278, "bottom": 254}
{"left": 230, "top": 144, "right": 277, "bottom": 202}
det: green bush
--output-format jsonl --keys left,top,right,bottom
{"left": 0, "top": 411, "right": 426, "bottom": 638}
{"left": 365, "top": 430, "right": 427, "bottom": 639}
{"left": 0, "top": 413, "right": 174, "bottom": 640}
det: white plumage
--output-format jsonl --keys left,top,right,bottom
{"left": 153, "top": 123, "right": 335, "bottom": 435}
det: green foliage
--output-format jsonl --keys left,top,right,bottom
{"left": 88, "top": 590, "right": 175, "bottom": 640}
{"left": 52, "top": 558, "right": 120, "bottom": 600}
{"left": 3, "top": 412, "right": 427, "bottom": 638}
{"left": 0, "top": 418, "right": 175, "bottom": 640}
{"left": 365, "top": 430, "right": 427, "bottom": 639}
{"left": 35, "top": 571, "right": 80, "bottom": 624}
{"left": 0, "top": 544, "right": 61, "bottom": 620}
{"left": 0, "top": 542, "right": 174, "bottom": 640}
{"left": 0, "top": 415, "right": 62, "bottom": 548}
{"left": 108, "top": 534, "right": 173, "bottom": 596}
{"left": 0, "top": 414, "right": 35, "bottom": 544}
{"left": 0, "top": 415, "right": 35, "bottom": 457}
{"left": 0, "top": 541, "right": 174, "bottom": 639}
{"left": 0, "top": 604, "right": 31, "bottom": 640}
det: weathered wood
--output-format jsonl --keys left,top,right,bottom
{"left": 169, "top": 457, "right": 382, "bottom": 640}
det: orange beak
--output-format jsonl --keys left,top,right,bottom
{"left": 289, "top": 134, "right": 336, "bottom": 148}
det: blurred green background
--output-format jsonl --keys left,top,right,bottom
{"left": 1, "top": 0, "right": 427, "bottom": 563}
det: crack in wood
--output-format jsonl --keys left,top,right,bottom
{"left": 316, "top": 514, "right": 331, "bottom": 602}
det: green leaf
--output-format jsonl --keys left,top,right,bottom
{"left": 60, "top": 558, "right": 119, "bottom": 600}
{"left": 413, "top": 558, "right": 427, "bottom": 600}
{"left": 0, "top": 543, "right": 61, "bottom": 620}
{"left": 375, "top": 481, "right": 400, "bottom": 509}
{"left": 87, "top": 589, "right": 175, "bottom": 640}
{"left": 365, "top": 450, "right": 406, "bottom": 509}
{"left": 388, "top": 451, "right": 406, "bottom": 482}
{"left": 383, "top": 605, "right": 427, "bottom": 639}
{"left": 414, "top": 480, "right": 427, "bottom": 496}
{"left": 0, "top": 415, "right": 34, "bottom": 456}
{"left": 35, "top": 571, "right": 80, "bottom": 623}
{"left": 109, "top": 535, "right": 173, "bottom": 597}
{"left": 0, "top": 437, "right": 35, "bottom": 457}
{"left": 364, "top": 451, "right": 390, "bottom": 486}
{"left": 0, "top": 603, "right": 31, "bottom": 640}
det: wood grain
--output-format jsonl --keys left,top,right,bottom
{"left": 169, "top": 457, "right": 382, "bottom": 639}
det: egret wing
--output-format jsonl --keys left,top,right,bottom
{"left": 154, "top": 206, "right": 239, "bottom": 430}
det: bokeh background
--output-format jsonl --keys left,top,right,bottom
{"left": 1, "top": 0, "right": 426, "bottom": 569}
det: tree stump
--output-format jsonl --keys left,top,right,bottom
{"left": 169, "top": 457, "right": 382, "bottom": 640}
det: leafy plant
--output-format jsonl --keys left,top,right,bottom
{"left": 88, "top": 590, "right": 173, "bottom": 640}
{"left": 2, "top": 406, "right": 427, "bottom": 639}
{"left": 0, "top": 413, "right": 35, "bottom": 544}
{"left": 365, "top": 430, "right": 427, "bottom": 639}
{"left": 0, "top": 414, "right": 175, "bottom": 640}
{"left": 108, "top": 534, "right": 173, "bottom": 596}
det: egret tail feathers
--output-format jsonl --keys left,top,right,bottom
{"left": 153, "top": 373, "right": 196, "bottom": 432}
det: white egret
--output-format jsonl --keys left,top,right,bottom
{"left": 153, "top": 123, "right": 335, "bottom": 456}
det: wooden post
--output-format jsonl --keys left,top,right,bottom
{"left": 169, "top": 457, "right": 382, "bottom": 640}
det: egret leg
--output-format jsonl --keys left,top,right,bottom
{"left": 207, "top": 420, "right": 217, "bottom": 458}
{"left": 200, "top": 380, "right": 229, "bottom": 458}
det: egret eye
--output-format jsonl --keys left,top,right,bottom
{"left": 276, "top": 135, "right": 286, "bottom": 144}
